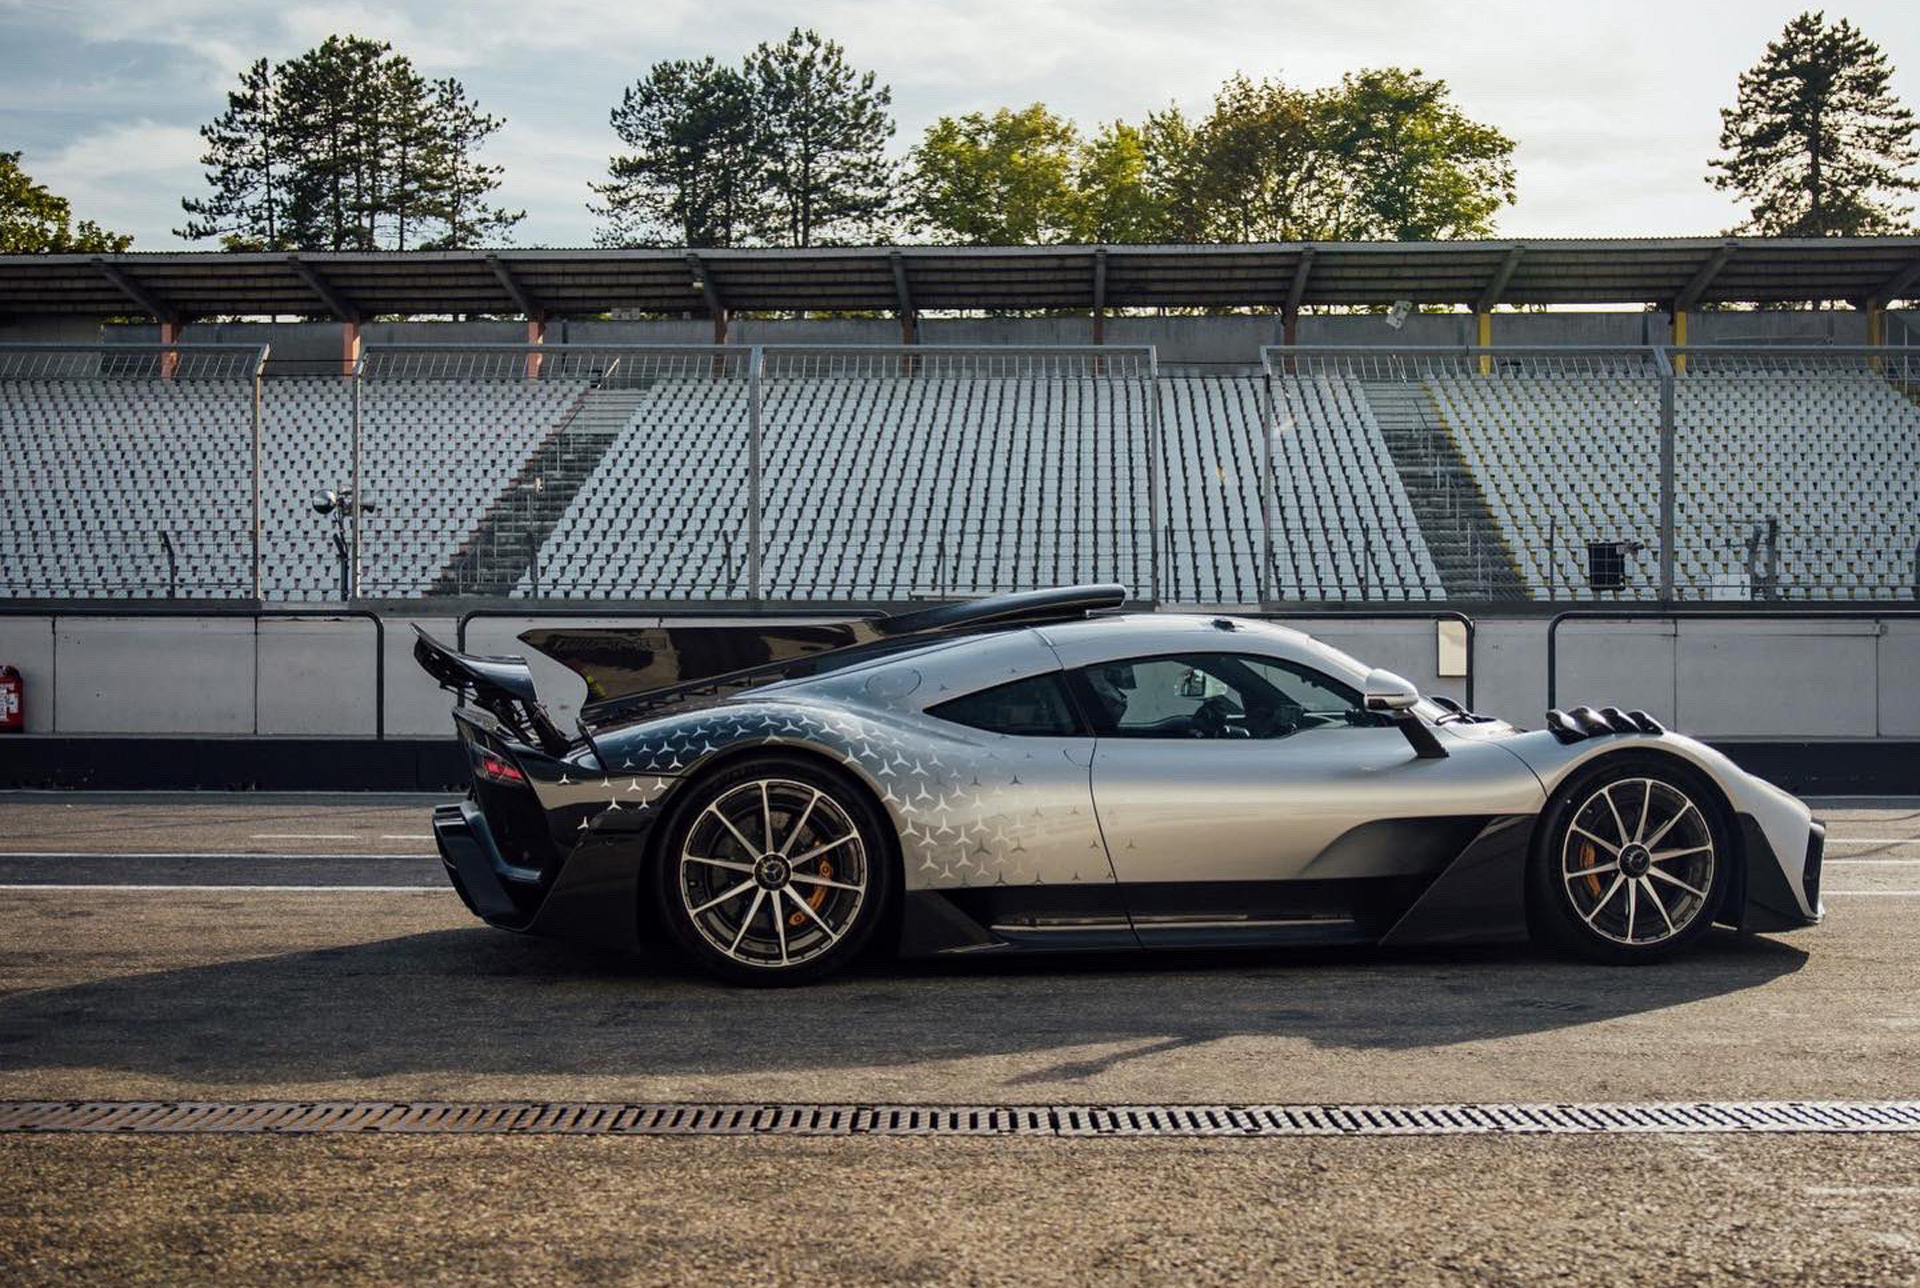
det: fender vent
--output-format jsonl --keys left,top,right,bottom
{"left": 1546, "top": 707, "right": 1664, "bottom": 743}
{"left": 3, "top": 1099, "right": 1916, "bottom": 1137}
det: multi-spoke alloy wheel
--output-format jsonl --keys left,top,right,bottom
{"left": 657, "top": 758, "right": 891, "bottom": 984}
{"left": 1530, "top": 757, "right": 1730, "bottom": 963}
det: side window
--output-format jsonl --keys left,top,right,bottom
{"left": 1076, "top": 653, "right": 1383, "bottom": 740}
{"left": 928, "top": 673, "right": 1080, "bottom": 737}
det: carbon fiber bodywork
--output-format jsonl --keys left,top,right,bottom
{"left": 418, "top": 599, "right": 1824, "bottom": 961}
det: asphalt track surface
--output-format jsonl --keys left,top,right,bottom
{"left": 3, "top": 792, "right": 1918, "bottom": 1286}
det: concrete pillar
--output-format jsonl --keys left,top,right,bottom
{"left": 1671, "top": 309, "right": 1688, "bottom": 374}
{"left": 526, "top": 313, "right": 548, "bottom": 380}
{"left": 1476, "top": 311, "right": 1492, "bottom": 375}
{"left": 1865, "top": 304, "right": 1885, "bottom": 348}
{"left": 712, "top": 309, "right": 729, "bottom": 346}
{"left": 158, "top": 317, "right": 182, "bottom": 381}
{"left": 1092, "top": 307, "right": 1105, "bottom": 346}
{"left": 341, "top": 319, "right": 362, "bottom": 379}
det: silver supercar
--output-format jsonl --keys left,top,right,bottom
{"left": 415, "top": 586, "right": 1825, "bottom": 985}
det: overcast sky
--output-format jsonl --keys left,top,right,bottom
{"left": 4, "top": 0, "right": 1917, "bottom": 249}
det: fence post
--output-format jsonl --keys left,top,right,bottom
{"left": 1146, "top": 348, "right": 1163, "bottom": 607}
{"left": 747, "top": 346, "right": 764, "bottom": 603}
{"left": 350, "top": 358, "right": 364, "bottom": 601}
{"left": 250, "top": 347, "right": 266, "bottom": 604}
{"left": 1655, "top": 347, "right": 1676, "bottom": 603}
{"left": 1259, "top": 356, "right": 1277, "bottom": 608}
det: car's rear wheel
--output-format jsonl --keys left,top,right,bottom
{"left": 1528, "top": 755, "right": 1731, "bottom": 964}
{"left": 655, "top": 756, "right": 893, "bottom": 986}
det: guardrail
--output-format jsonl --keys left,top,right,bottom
{"left": 0, "top": 607, "right": 386, "bottom": 741}
{"left": 1545, "top": 608, "right": 1920, "bottom": 709}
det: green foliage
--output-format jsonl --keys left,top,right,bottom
{"left": 1070, "top": 122, "right": 1162, "bottom": 243}
{"left": 908, "top": 68, "right": 1515, "bottom": 245}
{"left": 594, "top": 29, "right": 894, "bottom": 248}
{"left": 179, "top": 36, "right": 521, "bottom": 251}
{"left": 592, "top": 58, "right": 757, "bottom": 247}
{"left": 0, "top": 151, "right": 131, "bottom": 252}
{"left": 1320, "top": 68, "right": 1517, "bottom": 240}
{"left": 745, "top": 29, "right": 895, "bottom": 246}
{"left": 1709, "top": 11, "right": 1918, "bottom": 235}
{"left": 906, "top": 104, "right": 1082, "bottom": 244}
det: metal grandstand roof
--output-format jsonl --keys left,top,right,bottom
{"left": 3, "top": 238, "right": 1918, "bottom": 320}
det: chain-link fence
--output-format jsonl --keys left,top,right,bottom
{"left": 0, "top": 344, "right": 265, "bottom": 600}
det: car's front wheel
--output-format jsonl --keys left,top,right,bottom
{"left": 1528, "top": 756, "right": 1731, "bottom": 964}
{"left": 654, "top": 756, "right": 893, "bottom": 985}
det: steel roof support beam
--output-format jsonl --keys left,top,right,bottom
{"left": 1092, "top": 247, "right": 1108, "bottom": 346}
{"left": 92, "top": 258, "right": 177, "bottom": 322}
{"left": 687, "top": 251, "right": 727, "bottom": 343}
{"left": 890, "top": 250, "right": 916, "bottom": 345}
{"left": 1675, "top": 240, "right": 1737, "bottom": 313}
{"left": 1282, "top": 246, "right": 1316, "bottom": 346}
{"left": 486, "top": 254, "right": 540, "bottom": 318}
{"left": 1475, "top": 244, "right": 1525, "bottom": 314}
{"left": 286, "top": 256, "right": 359, "bottom": 322}
{"left": 1866, "top": 255, "right": 1920, "bottom": 309}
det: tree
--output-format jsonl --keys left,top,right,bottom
{"left": 1710, "top": 11, "right": 1919, "bottom": 235}
{"left": 1069, "top": 122, "right": 1164, "bottom": 242}
{"left": 591, "top": 57, "right": 758, "bottom": 247}
{"left": 0, "top": 151, "right": 130, "bottom": 252}
{"left": 907, "top": 104, "right": 1082, "bottom": 244}
{"left": 744, "top": 29, "right": 895, "bottom": 245}
{"left": 1320, "top": 68, "right": 1516, "bottom": 240}
{"left": 419, "top": 78, "right": 523, "bottom": 249}
{"left": 176, "top": 57, "right": 284, "bottom": 249}
{"left": 1184, "top": 74, "right": 1341, "bottom": 241}
{"left": 181, "top": 36, "right": 520, "bottom": 251}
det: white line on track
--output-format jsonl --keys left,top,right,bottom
{"left": 1826, "top": 837, "right": 1920, "bottom": 845}
{"left": 380, "top": 834, "right": 434, "bottom": 840}
{"left": 249, "top": 833, "right": 362, "bottom": 840}
{"left": 1825, "top": 858, "right": 1920, "bottom": 865}
{"left": 1822, "top": 890, "right": 1920, "bottom": 896}
{"left": 0, "top": 851, "right": 431, "bottom": 861}
{"left": 1, "top": 884, "right": 443, "bottom": 892}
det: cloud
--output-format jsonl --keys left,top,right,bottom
{"left": 5, "top": 0, "right": 1918, "bottom": 246}
{"left": 30, "top": 120, "right": 204, "bottom": 244}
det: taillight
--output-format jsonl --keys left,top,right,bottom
{"left": 475, "top": 751, "right": 527, "bottom": 786}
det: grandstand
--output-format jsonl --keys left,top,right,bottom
{"left": 1, "top": 240, "right": 1916, "bottom": 607}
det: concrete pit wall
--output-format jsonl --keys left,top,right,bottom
{"left": 1, "top": 612, "right": 1916, "bottom": 742}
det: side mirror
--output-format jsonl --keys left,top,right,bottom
{"left": 1363, "top": 668, "right": 1448, "bottom": 759}
{"left": 1363, "top": 668, "right": 1421, "bottom": 713}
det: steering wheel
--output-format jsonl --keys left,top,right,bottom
{"left": 1190, "top": 696, "right": 1235, "bottom": 739}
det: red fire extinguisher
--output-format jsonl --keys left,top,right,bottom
{"left": 0, "top": 665, "right": 22, "bottom": 733}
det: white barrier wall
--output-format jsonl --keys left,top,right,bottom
{"left": 0, "top": 613, "right": 1916, "bottom": 741}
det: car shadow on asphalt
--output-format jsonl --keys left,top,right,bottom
{"left": 0, "top": 926, "right": 1809, "bottom": 1087}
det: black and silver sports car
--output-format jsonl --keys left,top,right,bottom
{"left": 415, "top": 585, "right": 1824, "bottom": 985}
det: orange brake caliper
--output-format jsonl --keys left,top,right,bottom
{"left": 789, "top": 860, "right": 832, "bottom": 927}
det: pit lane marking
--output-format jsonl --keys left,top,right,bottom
{"left": 0, "top": 884, "right": 443, "bottom": 892}
{"left": 249, "top": 833, "right": 364, "bottom": 840}
{"left": 0, "top": 851, "right": 431, "bottom": 860}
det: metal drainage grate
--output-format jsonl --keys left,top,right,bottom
{"left": 3, "top": 1100, "right": 1919, "bottom": 1138}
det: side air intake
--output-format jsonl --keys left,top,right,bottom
{"left": 1545, "top": 706, "right": 1665, "bottom": 743}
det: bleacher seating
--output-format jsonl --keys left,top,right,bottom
{"left": 3, "top": 355, "right": 1914, "bottom": 604}
{"left": 1430, "top": 369, "right": 1920, "bottom": 599}
{"left": 1, "top": 376, "right": 581, "bottom": 599}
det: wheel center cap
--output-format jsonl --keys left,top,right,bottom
{"left": 1620, "top": 844, "right": 1652, "bottom": 878}
{"left": 754, "top": 854, "right": 792, "bottom": 890}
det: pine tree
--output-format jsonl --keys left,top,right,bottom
{"left": 591, "top": 57, "right": 758, "bottom": 247}
{"left": 745, "top": 29, "right": 895, "bottom": 245}
{"left": 1710, "top": 11, "right": 1919, "bottom": 235}
{"left": 181, "top": 37, "right": 520, "bottom": 251}
{"left": 176, "top": 58, "right": 284, "bottom": 249}
{"left": 420, "top": 78, "right": 523, "bottom": 249}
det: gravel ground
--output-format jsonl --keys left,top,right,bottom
{"left": 3, "top": 1134, "right": 1918, "bottom": 1287}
